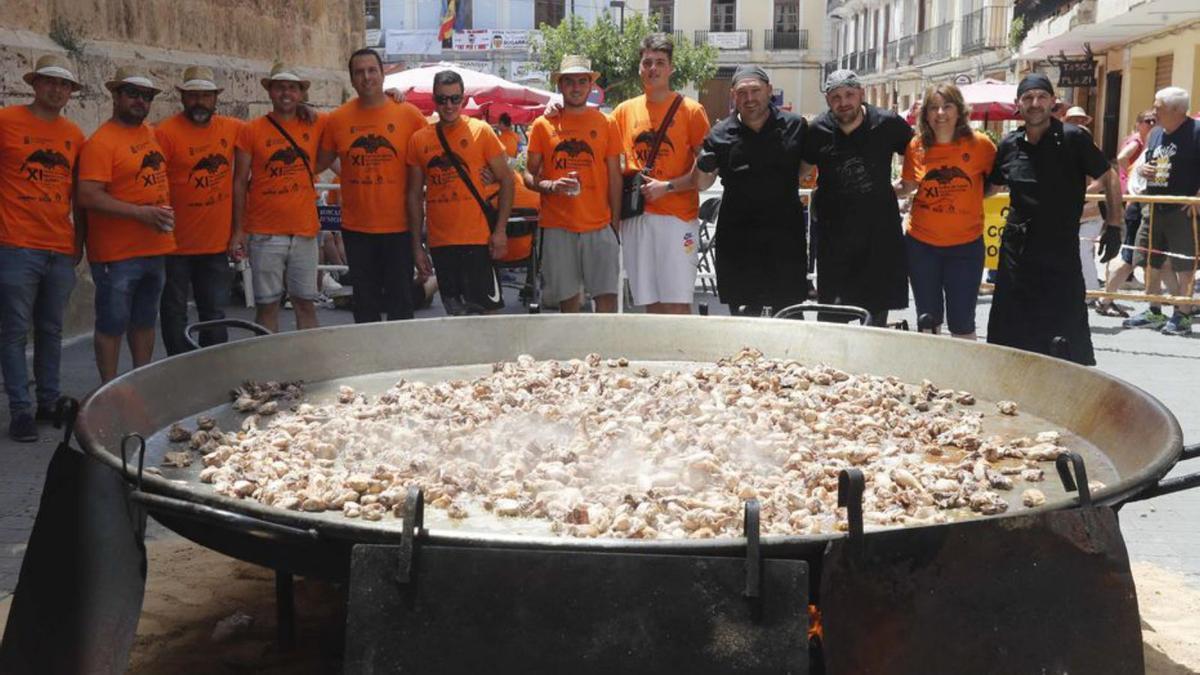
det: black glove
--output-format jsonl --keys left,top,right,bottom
{"left": 696, "top": 150, "right": 718, "bottom": 173}
{"left": 1097, "top": 225, "right": 1122, "bottom": 263}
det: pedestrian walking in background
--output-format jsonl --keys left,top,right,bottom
{"left": 895, "top": 83, "right": 996, "bottom": 339}
{"left": 1122, "top": 87, "right": 1200, "bottom": 336}
{"left": 1097, "top": 109, "right": 1157, "bottom": 317}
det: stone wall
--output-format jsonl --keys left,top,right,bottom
{"left": 0, "top": 1, "right": 364, "bottom": 337}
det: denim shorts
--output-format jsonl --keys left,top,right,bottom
{"left": 91, "top": 256, "right": 166, "bottom": 336}
{"left": 248, "top": 234, "right": 318, "bottom": 304}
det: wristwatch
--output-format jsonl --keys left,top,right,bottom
{"left": 665, "top": 181, "right": 675, "bottom": 192}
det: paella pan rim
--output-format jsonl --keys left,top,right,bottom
{"left": 74, "top": 314, "right": 1185, "bottom": 553}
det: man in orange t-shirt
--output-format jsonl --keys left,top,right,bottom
{"left": 317, "top": 49, "right": 428, "bottom": 323}
{"left": 77, "top": 66, "right": 176, "bottom": 383}
{"left": 0, "top": 54, "right": 85, "bottom": 441}
{"left": 155, "top": 65, "right": 244, "bottom": 355}
{"left": 496, "top": 113, "right": 520, "bottom": 158}
{"left": 406, "top": 70, "right": 513, "bottom": 315}
{"left": 526, "top": 55, "right": 622, "bottom": 313}
{"left": 612, "top": 33, "right": 711, "bottom": 314}
{"left": 230, "top": 62, "right": 329, "bottom": 332}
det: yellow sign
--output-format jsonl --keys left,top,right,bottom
{"left": 982, "top": 194, "right": 1010, "bottom": 270}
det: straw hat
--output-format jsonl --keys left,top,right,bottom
{"left": 1064, "top": 106, "right": 1092, "bottom": 126}
{"left": 260, "top": 62, "right": 311, "bottom": 91}
{"left": 104, "top": 65, "right": 162, "bottom": 93}
{"left": 176, "top": 65, "right": 223, "bottom": 93}
{"left": 23, "top": 54, "right": 81, "bottom": 90}
{"left": 551, "top": 55, "right": 599, "bottom": 87}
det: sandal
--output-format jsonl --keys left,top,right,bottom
{"left": 1094, "top": 301, "right": 1130, "bottom": 318}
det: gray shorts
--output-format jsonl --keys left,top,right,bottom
{"left": 1133, "top": 205, "right": 1197, "bottom": 272}
{"left": 540, "top": 226, "right": 620, "bottom": 305}
{"left": 248, "top": 233, "right": 319, "bottom": 304}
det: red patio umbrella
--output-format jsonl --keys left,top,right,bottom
{"left": 384, "top": 62, "right": 554, "bottom": 115}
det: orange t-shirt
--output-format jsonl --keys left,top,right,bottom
{"left": 236, "top": 114, "right": 327, "bottom": 237}
{"left": 407, "top": 117, "right": 505, "bottom": 248}
{"left": 528, "top": 109, "right": 621, "bottom": 233}
{"left": 319, "top": 99, "right": 427, "bottom": 234}
{"left": 612, "top": 94, "right": 710, "bottom": 222}
{"left": 902, "top": 131, "right": 997, "bottom": 247}
{"left": 0, "top": 105, "right": 85, "bottom": 255}
{"left": 499, "top": 128, "right": 519, "bottom": 158}
{"left": 155, "top": 113, "right": 242, "bottom": 255}
{"left": 78, "top": 121, "right": 175, "bottom": 263}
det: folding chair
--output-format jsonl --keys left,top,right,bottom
{"left": 696, "top": 196, "right": 721, "bottom": 296}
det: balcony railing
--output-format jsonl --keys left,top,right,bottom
{"left": 914, "top": 23, "right": 953, "bottom": 63}
{"left": 695, "top": 29, "right": 754, "bottom": 50}
{"left": 886, "top": 35, "right": 916, "bottom": 66}
{"left": 961, "top": 4, "right": 1012, "bottom": 54}
{"left": 765, "top": 29, "right": 809, "bottom": 50}
{"left": 859, "top": 47, "right": 879, "bottom": 74}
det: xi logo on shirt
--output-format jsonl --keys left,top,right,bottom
{"left": 265, "top": 147, "right": 310, "bottom": 177}
{"left": 188, "top": 153, "right": 231, "bottom": 187}
{"left": 426, "top": 152, "right": 465, "bottom": 186}
{"left": 349, "top": 134, "right": 399, "bottom": 164}
{"left": 19, "top": 149, "right": 71, "bottom": 182}
{"left": 633, "top": 130, "right": 674, "bottom": 165}
{"left": 138, "top": 151, "right": 167, "bottom": 187}
{"left": 552, "top": 139, "right": 595, "bottom": 171}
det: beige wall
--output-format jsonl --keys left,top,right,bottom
{"left": 0, "top": 2, "right": 363, "bottom": 337}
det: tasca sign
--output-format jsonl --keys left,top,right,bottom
{"left": 1058, "top": 59, "right": 1096, "bottom": 87}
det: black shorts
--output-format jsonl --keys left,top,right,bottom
{"left": 431, "top": 245, "right": 504, "bottom": 314}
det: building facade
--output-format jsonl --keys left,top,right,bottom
{"left": 374, "top": 0, "right": 829, "bottom": 119}
{"left": 1015, "top": 0, "right": 1200, "bottom": 157}
{"left": 825, "top": 0, "right": 1014, "bottom": 115}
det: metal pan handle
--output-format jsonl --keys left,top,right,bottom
{"left": 773, "top": 303, "right": 872, "bottom": 326}
{"left": 129, "top": 490, "right": 319, "bottom": 543}
{"left": 184, "top": 318, "right": 272, "bottom": 351}
{"left": 1122, "top": 442, "right": 1200, "bottom": 503}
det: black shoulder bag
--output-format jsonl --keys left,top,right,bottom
{"left": 264, "top": 115, "right": 320, "bottom": 221}
{"left": 621, "top": 94, "right": 684, "bottom": 220}
{"left": 265, "top": 114, "right": 315, "bottom": 183}
{"left": 435, "top": 123, "right": 499, "bottom": 232}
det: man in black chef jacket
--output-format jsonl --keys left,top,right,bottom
{"left": 986, "top": 73, "right": 1123, "bottom": 365}
{"left": 695, "top": 65, "right": 809, "bottom": 316}
{"left": 799, "top": 70, "right": 913, "bottom": 326}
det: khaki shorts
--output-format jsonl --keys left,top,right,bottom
{"left": 540, "top": 226, "right": 620, "bottom": 305}
{"left": 1132, "top": 205, "right": 1198, "bottom": 272}
{"left": 248, "top": 234, "right": 319, "bottom": 304}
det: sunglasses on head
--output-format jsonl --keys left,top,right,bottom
{"left": 433, "top": 93, "right": 463, "bottom": 105}
{"left": 120, "top": 87, "right": 157, "bottom": 102}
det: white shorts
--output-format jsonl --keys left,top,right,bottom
{"left": 621, "top": 212, "right": 699, "bottom": 306}
{"left": 541, "top": 226, "right": 620, "bottom": 305}
{"left": 248, "top": 234, "right": 319, "bottom": 304}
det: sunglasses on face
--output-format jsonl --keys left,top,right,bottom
{"left": 1141, "top": 119, "right": 1157, "bottom": 125}
{"left": 120, "top": 87, "right": 157, "bottom": 102}
{"left": 433, "top": 93, "right": 463, "bottom": 105}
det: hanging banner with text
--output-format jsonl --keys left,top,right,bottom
{"left": 385, "top": 29, "right": 442, "bottom": 56}
{"left": 452, "top": 29, "right": 533, "bottom": 52}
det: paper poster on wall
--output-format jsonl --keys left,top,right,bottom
{"left": 385, "top": 29, "right": 442, "bottom": 56}
{"left": 983, "top": 194, "right": 1009, "bottom": 270}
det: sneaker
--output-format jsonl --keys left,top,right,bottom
{"left": 1122, "top": 308, "right": 1167, "bottom": 330}
{"left": 1161, "top": 312, "right": 1194, "bottom": 337}
{"left": 8, "top": 413, "right": 37, "bottom": 442}
{"left": 321, "top": 272, "right": 343, "bottom": 292}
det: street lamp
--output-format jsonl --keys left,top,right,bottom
{"left": 610, "top": 0, "right": 625, "bottom": 32}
